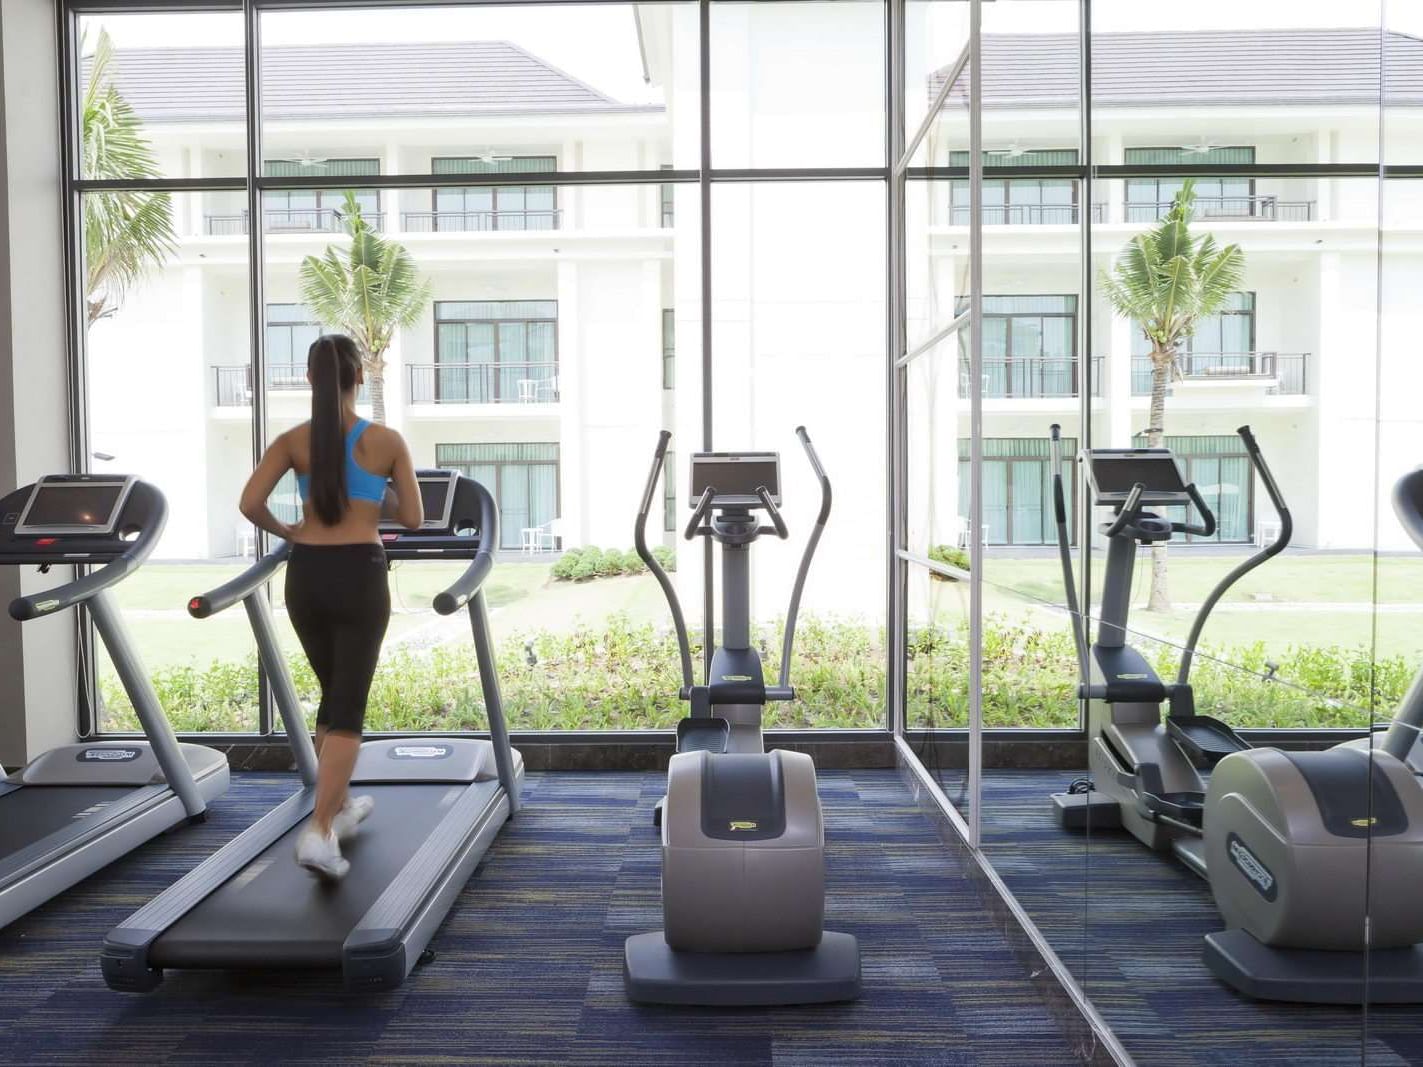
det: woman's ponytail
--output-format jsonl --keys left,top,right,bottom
{"left": 307, "top": 334, "right": 362, "bottom": 525}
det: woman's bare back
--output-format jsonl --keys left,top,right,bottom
{"left": 286, "top": 418, "right": 402, "bottom": 545}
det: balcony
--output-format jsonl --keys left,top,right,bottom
{"left": 407, "top": 362, "right": 559, "bottom": 405}
{"left": 960, "top": 357, "right": 1102, "bottom": 399}
{"left": 1123, "top": 197, "right": 1314, "bottom": 224}
{"left": 400, "top": 210, "right": 561, "bottom": 233}
{"left": 1130, "top": 353, "right": 1308, "bottom": 396}
{"left": 948, "top": 204, "right": 1109, "bottom": 226}
{"left": 213, "top": 363, "right": 370, "bottom": 407}
{"left": 204, "top": 209, "right": 385, "bottom": 236}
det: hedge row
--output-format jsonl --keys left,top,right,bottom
{"left": 98, "top": 615, "right": 1406, "bottom": 735}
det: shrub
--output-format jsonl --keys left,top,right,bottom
{"left": 98, "top": 614, "right": 1413, "bottom": 736}
{"left": 550, "top": 545, "right": 674, "bottom": 581}
{"left": 550, "top": 547, "right": 584, "bottom": 581}
{"left": 570, "top": 547, "right": 603, "bottom": 582}
{"left": 595, "top": 548, "right": 629, "bottom": 579}
{"left": 928, "top": 544, "right": 970, "bottom": 578}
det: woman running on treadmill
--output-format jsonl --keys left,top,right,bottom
{"left": 238, "top": 334, "right": 423, "bottom": 880}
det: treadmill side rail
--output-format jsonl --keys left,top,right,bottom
{"left": 102, "top": 788, "right": 316, "bottom": 991}
{"left": 343, "top": 769, "right": 520, "bottom": 990}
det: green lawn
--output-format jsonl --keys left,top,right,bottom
{"left": 986, "top": 552, "right": 1423, "bottom": 608}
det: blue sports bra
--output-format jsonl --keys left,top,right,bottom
{"left": 296, "top": 419, "right": 388, "bottom": 506}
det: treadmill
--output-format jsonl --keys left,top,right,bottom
{"left": 0, "top": 474, "right": 229, "bottom": 927}
{"left": 101, "top": 471, "right": 522, "bottom": 993}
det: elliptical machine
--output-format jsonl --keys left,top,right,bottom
{"left": 1049, "top": 426, "right": 1423, "bottom": 1002}
{"left": 1200, "top": 466, "right": 1423, "bottom": 1003}
{"left": 622, "top": 427, "right": 861, "bottom": 1006}
{"left": 1049, "top": 424, "right": 1292, "bottom": 875}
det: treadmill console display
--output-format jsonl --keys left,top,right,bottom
{"left": 1085, "top": 450, "right": 1190, "bottom": 506}
{"left": 690, "top": 453, "right": 782, "bottom": 507}
{"left": 14, "top": 476, "right": 137, "bottom": 536}
{"left": 378, "top": 471, "right": 458, "bottom": 532}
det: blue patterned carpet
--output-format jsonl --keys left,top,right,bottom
{"left": 965, "top": 769, "right": 1423, "bottom": 1067}
{"left": 0, "top": 770, "right": 1079, "bottom": 1066}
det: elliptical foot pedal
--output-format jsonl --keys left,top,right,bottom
{"left": 624, "top": 931, "right": 861, "bottom": 1006}
{"left": 1051, "top": 791, "right": 1122, "bottom": 831}
{"left": 676, "top": 717, "right": 730, "bottom": 755}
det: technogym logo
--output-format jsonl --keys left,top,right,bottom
{"left": 1226, "top": 832, "right": 1278, "bottom": 902}
{"left": 77, "top": 747, "right": 142, "bottom": 763}
{"left": 391, "top": 745, "right": 452, "bottom": 760}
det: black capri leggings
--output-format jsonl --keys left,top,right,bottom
{"left": 284, "top": 543, "right": 391, "bottom": 737}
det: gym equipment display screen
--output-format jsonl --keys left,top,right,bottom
{"left": 379, "top": 472, "right": 458, "bottom": 531}
{"left": 15, "top": 476, "right": 136, "bottom": 535}
{"left": 1086, "top": 451, "right": 1189, "bottom": 504}
{"left": 690, "top": 453, "right": 782, "bottom": 506}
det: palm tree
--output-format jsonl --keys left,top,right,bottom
{"left": 1100, "top": 180, "right": 1245, "bottom": 611}
{"left": 82, "top": 29, "right": 177, "bottom": 324}
{"left": 299, "top": 191, "right": 431, "bottom": 424}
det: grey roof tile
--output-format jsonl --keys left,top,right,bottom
{"left": 930, "top": 28, "right": 1423, "bottom": 108}
{"left": 97, "top": 40, "right": 660, "bottom": 122}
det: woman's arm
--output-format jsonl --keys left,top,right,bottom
{"left": 387, "top": 432, "right": 424, "bottom": 531}
{"left": 239, "top": 432, "right": 300, "bottom": 541}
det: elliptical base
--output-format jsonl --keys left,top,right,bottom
{"left": 624, "top": 931, "right": 861, "bottom": 1006}
{"left": 1204, "top": 929, "right": 1423, "bottom": 1004}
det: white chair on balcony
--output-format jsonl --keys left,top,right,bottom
{"left": 517, "top": 379, "right": 540, "bottom": 403}
{"left": 521, "top": 517, "right": 561, "bottom": 554}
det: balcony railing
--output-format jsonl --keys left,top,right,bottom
{"left": 400, "top": 210, "right": 561, "bottom": 233}
{"left": 947, "top": 203, "right": 1109, "bottom": 226}
{"left": 1124, "top": 197, "right": 1315, "bottom": 224}
{"left": 407, "top": 362, "right": 559, "bottom": 405}
{"left": 205, "top": 209, "right": 384, "bottom": 236}
{"left": 214, "top": 363, "right": 370, "bottom": 407}
{"left": 959, "top": 357, "right": 1102, "bottom": 399}
{"left": 1130, "top": 353, "right": 1308, "bottom": 396}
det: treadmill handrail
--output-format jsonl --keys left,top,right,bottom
{"left": 634, "top": 431, "right": 695, "bottom": 690}
{"left": 189, "top": 541, "right": 292, "bottom": 619}
{"left": 8, "top": 485, "right": 169, "bottom": 622}
{"left": 432, "top": 480, "right": 500, "bottom": 616}
{"left": 1176, "top": 425, "right": 1293, "bottom": 686}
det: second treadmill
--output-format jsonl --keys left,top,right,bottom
{"left": 101, "top": 471, "right": 522, "bottom": 992}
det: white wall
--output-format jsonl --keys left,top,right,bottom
{"left": 0, "top": 0, "right": 79, "bottom": 764}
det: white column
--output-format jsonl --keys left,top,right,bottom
{"left": 1105, "top": 313, "right": 1134, "bottom": 447}
{"left": 0, "top": 0, "right": 78, "bottom": 763}
{"left": 556, "top": 258, "right": 585, "bottom": 546}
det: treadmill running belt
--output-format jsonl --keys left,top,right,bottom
{"left": 150, "top": 783, "right": 474, "bottom": 969}
{"left": 0, "top": 785, "right": 138, "bottom": 857}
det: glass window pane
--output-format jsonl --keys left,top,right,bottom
{"left": 713, "top": 181, "right": 884, "bottom": 726}
{"left": 83, "top": 192, "right": 259, "bottom": 732}
{"left": 712, "top": 2, "right": 885, "bottom": 169}
{"left": 79, "top": 12, "right": 246, "bottom": 180}
{"left": 260, "top": 5, "right": 697, "bottom": 174}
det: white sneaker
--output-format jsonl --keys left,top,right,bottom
{"left": 331, "top": 795, "right": 375, "bottom": 842}
{"left": 295, "top": 826, "right": 350, "bottom": 881}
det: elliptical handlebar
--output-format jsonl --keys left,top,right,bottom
{"left": 635, "top": 433, "right": 695, "bottom": 690}
{"left": 1175, "top": 424, "right": 1293, "bottom": 686}
{"left": 755, "top": 486, "right": 789, "bottom": 539}
{"left": 1172, "top": 483, "right": 1217, "bottom": 539}
{"left": 778, "top": 426, "right": 832, "bottom": 689}
{"left": 1103, "top": 483, "right": 1147, "bottom": 539}
{"left": 683, "top": 486, "right": 716, "bottom": 542}
{"left": 1050, "top": 425, "right": 1090, "bottom": 686}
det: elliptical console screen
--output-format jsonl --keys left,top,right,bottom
{"left": 14, "top": 476, "right": 136, "bottom": 536}
{"left": 378, "top": 471, "right": 458, "bottom": 532}
{"left": 1087, "top": 450, "right": 1189, "bottom": 504}
{"left": 690, "top": 453, "right": 782, "bottom": 507}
